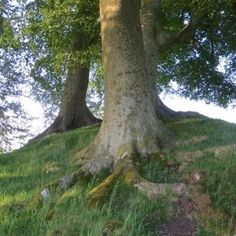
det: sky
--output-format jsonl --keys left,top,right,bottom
{"left": 161, "top": 94, "right": 236, "bottom": 124}
{"left": 8, "top": 94, "right": 235, "bottom": 151}
{"left": 22, "top": 93, "right": 236, "bottom": 136}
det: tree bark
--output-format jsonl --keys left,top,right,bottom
{"left": 43, "top": 1, "right": 188, "bottom": 206}
{"left": 76, "top": 0, "right": 167, "bottom": 175}
{"left": 155, "top": 97, "right": 203, "bottom": 121}
{"left": 141, "top": 0, "right": 202, "bottom": 121}
{"left": 33, "top": 34, "right": 101, "bottom": 141}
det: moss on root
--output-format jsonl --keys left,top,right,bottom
{"left": 87, "top": 155, "right": 187, "bottom": 206}
{"left": 87, "top": 157, "right": 142, "bottom": 207}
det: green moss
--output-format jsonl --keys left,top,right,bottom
{"left": 117, "top": 143, "right": 136, "bottom": 158}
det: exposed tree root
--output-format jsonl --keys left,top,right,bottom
{"left": 174, "top": 135, "right": 209, "bottom": 147}
{"left": 87, "top": 169, "right": 121, "bottom": 206}
{"left": 75, "top": 137, "right": 114, "bottom": 175}
{"left": 44, "top": 171, "right": 81, "bottom": 192}
{"left": 30, "top": 112, "right": 101, "bottom": 143}
{"left": 86, "top": 157, "right": 139, "bottom": 206}
{"left": 87, "top": 156, "right": 187, "bottom": 206}
{"left": 134, "top": 182, "right": 188, "bottom": 201}
{"left": 175, "top": 144, "right": 236, "bottom": 170}
{"left": 155, "top": 97, "right": 204, "bottom": 122}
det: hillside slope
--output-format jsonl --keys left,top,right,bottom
{"left": 0, "top": 118, "right": 236, "bottom": 235}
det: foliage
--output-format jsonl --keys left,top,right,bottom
{"left": 24, "top": 0, "right": 100, "bottom": 105}
{"left": 0, "top": 1, "right": 31, "bottom": 151}
{"left": 24, "top": 0, "right": 236, "bottom": 107}
{"left": 158, "top": 0, "right": 236, "bottom": 106}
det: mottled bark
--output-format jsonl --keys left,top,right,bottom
{"left": 32, "top": 35, "right": 101, "bottom": 141}
{"left": 141, "top": 0, "right": 201, "bottom": 121}
{"left": 76, "top": 0, "right": 167, "bottom": 175}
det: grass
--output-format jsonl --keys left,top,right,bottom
{"left": 0, "top": 118, "right": 236, "bottom": 235}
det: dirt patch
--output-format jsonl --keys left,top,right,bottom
{"left": 157, "top": 197, "right": 197, "bottom": 236}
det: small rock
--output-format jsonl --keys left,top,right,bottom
{"left": 40, "top": 188, "right": 50, "bottom": 201}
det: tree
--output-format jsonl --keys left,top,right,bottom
{"left": 0, "top": 0, "right": 31, "bottom": 151}
{"left": 32, "top": 33, "right": 101, "bottom": 140}
{"left": 29, "top": 0, "right": 235, "bottom": 129}
{"left": 140, "top": 0, "right": 236, "bottom": 120}
{"left": 1, "top": 0, "right": 102, "bottom": 147}
{"left": 73, "top": 0, "right": 189, "bottom": 203}
{"left": 70, "top": 0, "right": 236, "bottom": 202}
{"left": 25, "top": 0, "right": 101, "bottom": 140}
{"left": 140, "top": 0, "right": 202, "bottom": 121}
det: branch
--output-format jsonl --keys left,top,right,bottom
{"left": 173, "top": 22, "right": 195, "bottom": 44}
{"left": 156, "top": 22, "right": 195, "bottom": 52}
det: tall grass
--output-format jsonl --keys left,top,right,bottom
{"left": 0, "top": 118, "right": 236, "bottom": 235}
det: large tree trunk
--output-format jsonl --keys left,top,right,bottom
{"left": 47, "top": 0, "right": 187, "bottom": 207}
{"left": 76, "top": 0, "right": 167, "bottom": 175}
{"left": 141, "top": 0, "right": 202, "bottom": 121}
{"left": 33, "top": 35, "right": 101, "bottom": 141}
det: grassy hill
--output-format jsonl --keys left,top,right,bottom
{"left": 0, "top": 118, "right": 236, "bottom": 235}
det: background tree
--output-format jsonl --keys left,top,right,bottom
{"left": 25, "top": 0, "right": 101, "bottom": 139}
{"left": 0, "top": 0, "right": 31, "bottom": 151}
{"left": 156, "top": 0, "right": 236, "bottom": 106}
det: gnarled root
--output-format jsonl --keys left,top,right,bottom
{"left": 156, "top": 97, "right": 204, "bottom": 122}
{"left": 45, "top": 171, "right": 80, "bottom": 192}
{"left": 87, "top": 156, "right": 188, "bottom": 206}
{"left": 133, "top": 181, "right": 188, "bottom": 201}
{"left": 75, "top": 136, "right": 114, "bottom": 176}
{"left": 175, "top": 144, "right": 236, "bottom": 172}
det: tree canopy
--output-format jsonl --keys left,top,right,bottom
{"left": 158, "top": 0, "right": 236, "bottom": 106}
{"left": 22, "top": 0, "right": 236, "bottom": 106}
{"left": 4, "top": 0, "right": 233, "bottom": 108}
{"left": 0, "top": 0, "right": 30, "bottom": 150}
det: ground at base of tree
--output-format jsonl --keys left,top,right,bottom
{"left": 0, "top": 117, "right": 236, "bottom": 235}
